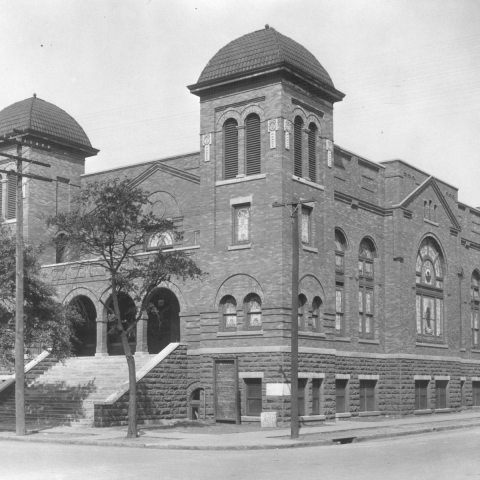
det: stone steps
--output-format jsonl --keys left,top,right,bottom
{"left": 0, "top": 353, "right": 157, "bottom": 427}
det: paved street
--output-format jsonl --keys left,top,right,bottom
{"left": 2, "top": 427, "right": 479, "bottom": 480}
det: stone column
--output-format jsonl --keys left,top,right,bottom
{"left": 95, "top": 301, "right": 109, "bottom": 357}
{"left": 135, "top": 312, "right": 149, "bottom": 356}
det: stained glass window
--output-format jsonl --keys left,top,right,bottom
{"left": 221, "top": 296, "right": 237, "bottom": 331}
{"left": 359, "top": 238, "right": 375, "bottom": 339}
{"left": 234, "top": 205, "right": 250, "bottom": 244}
{"left": 311, "top": 296, "right": 322, "bottom": 333}
{"left": 148, "top": 231, "right": 174, "bottom": 250}
{"left": 416, "top": 237, "right": 445, "bottom": 344}
{"left": 472, "top": 271, "right": 480, "bottom": 348}
{"left": 246, "top": 294, "right": 262, "bottom": 330}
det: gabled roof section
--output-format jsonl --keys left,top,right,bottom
{"left": 128, "top": 161, "right": 200, "bottom": 190}
{"left": 394, "top": 176, "right": 461, "bottom": 231}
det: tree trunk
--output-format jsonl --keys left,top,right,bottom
{"left": 111, "top": 279, "right": 137, "bottom": 438}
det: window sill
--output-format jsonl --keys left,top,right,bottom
{"left": 241, "top": 416, "right": 261, "bottom": 422}
{"left": 358, "top": 339, "right": 379, "bottom": 345}
{"left": 292, "top": 175, "right": 325, "bottom": 191}
{"left": 216, "top": 173, "right": 266, "bottom": 186}
{"left": 217, "top": 331, "right": 264, "bottom": 337}
{"left": 416, "top": 342, "right": 448, "bottom": 349}
{"left": 299, "top": 415, "right": 326, "bottom": 421}
{"left": 228, "top": 243, "right": 251, "bottom": 251}
{"left": 335, "top": 336, "right": 351, "bottom": 343}
{"left": 335, "top": 412, "right": 352, "bottom": 418}
{"left": 299, "top": 332, "right": 326, "bottom": 338}
{"left": 359, "top": 411, "right": 381, "bottom": 417}
{"left": 434, "top": 408, "right": 452, "bottom": 414}
{"left": 424, "top": 218, "right": 439, "bottom": 227}
{"left": 302, "top": 245, "right": 318, "bottom": 253}
{"left": 4, "top": 219, "right": 16, "bottom": 224}
{"left": 471, "top": 349, "right": 480, "bottom": 354}
{"left": 414, "top": 409, "right": 433, "bottom": 415}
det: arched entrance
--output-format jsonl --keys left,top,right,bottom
{"left": 105, "top": 293, "right": 137, "bottom": 356}
{"left": 70, "top": 296, "right": 97, "bottom": 357}
{"left": 147, "top": 288, "right": 180, "bottom": 354}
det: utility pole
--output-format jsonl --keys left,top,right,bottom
{"left": 273, "top": 197, "right": 314, "bottom": 440}
{"left": 0, "top": 133, "right": 51, "bottom": 435}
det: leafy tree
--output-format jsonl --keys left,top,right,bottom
{"left": 0, "top": 223, "right": 82, "bottom": 370}
{"left": 47, "top": 179, "right": 204, "bottom": 438}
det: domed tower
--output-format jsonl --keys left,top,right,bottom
{"left": 187, "top": 27, "right": 344, "bottom": 329}
{"left": 0, "top": 95, "right": 98, "bottom": 259}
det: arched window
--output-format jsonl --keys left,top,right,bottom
{"left": 358, "top": 239, "right": 375, "bottom": 339}
{"left": 245, "top": 113, "right": 261, "bottom": 176}
{"left": 55, "top": 233, "right": 67, "bottom": 264}
{"left": 311, "top": 296, "right": 323, "bottom": 333}
{"left": 335, "top": 229, "right": 347, "bottom": 336}
{"left": 7, "top": 171, "right": 16, "bottom": 220}
{"left": 223, "top": 118, "right": 238, "bottom": 180}
{"left": 415, "top": 237, "right": 444, "bottom": 343}
{"left": 148, "top": 231, "right": 174, "bottom": 250}
{"left": 472, "top": 271, "right": 480, "bottom": 349}
{"left": 308, "top": 123, "right": 317, "bottom": 183}
{"left": 220, "top": 295, "right": 237, "bottom": 332}
{"left": 298, "top": 294, "right": 307, "bottom": 331}
{"left": 244, "top": 293, "right": 262, "bottom": 330}
{"left": 293, "top": 116, "right": 303, "bottom": 177}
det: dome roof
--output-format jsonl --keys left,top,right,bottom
{"left": 197, "top": 26, "right": 334, "bottom": 87}
{"left": 0, "top": 95, "right": 93, "bottom": 149}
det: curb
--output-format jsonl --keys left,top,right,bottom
{"left": 0, "top": 421, "right": 479, "bottom": 450}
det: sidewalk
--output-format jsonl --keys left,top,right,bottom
{"left": 1, "top": 410, "right": 480, "bottom": 450}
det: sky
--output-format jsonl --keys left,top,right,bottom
{"left": 1, "top": 0, "right": 480, "bottom": 206}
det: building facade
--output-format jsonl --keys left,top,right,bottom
{"left": 1, "top": 26, "right": 480, "bottom": 424}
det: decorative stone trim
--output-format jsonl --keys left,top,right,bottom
{"left": 241, "top": 416, "right": 261, "bottom": 422}
{"left": 298, "top": 372, "right": 325, "bottom": 379}
{"left": 461, "top": 376, "right": 467, "bottom": 381}
{"left": 415, "top": 342, "right": 449, "bottom": 349}
{"left": 217, "top": 330, "right": 263, "bottom": 337}
{"left": 239, "top": 372, "right": 264, "bottom": 379}
{"left": 303, "top": 245, "right": 318, "bottom": 253}
{"left": 335, "top": 337, "right": 351, "bottom": 343}
{"left": 215, "top": 173, "right": 266, "bottom": 186}
{"left": 414, "top": 409, "right": 433, "bottom": 415}
{"left": 336, "top": 374, "right": 350, "bottom": 380}
{"left": 299, "top": 332, "right": 326, "bottom": 338}
{"left": 434, "top": 408, "right": 452, "bottom": 413}
{"left": 228, "top": 243, "right": 251, "bottom": 251}
{"left": 230, "top": 195, "right": 253, "bottom": 206}
{"left": 434, "top": 375, "right": 450, "bottom": 381}
{"left": 472, "top": 377, "right": 480, "bottom": 381}
{"left": 424, "top": 218, "right": 439, "bottom": 227}
{"left": 358, "top": 339, "right": 380, "bottom": 345}
{"left": 414, "top": 375, "right": 431, "bottom": 380}
{"left": 335, "top": 412, "right": 352, "bottom": 418}
{"left": 358, "top": 374, "right": 380, "bottom": 380}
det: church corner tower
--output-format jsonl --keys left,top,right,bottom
{"left": 0, "top": 95, "right": 98, "bottom": 261}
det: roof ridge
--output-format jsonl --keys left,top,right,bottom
{"left": 28, "top": 95, "right": 36, "bottom": 131}
{"left": 269, "top": 27, "right": 283, "bottom": 64}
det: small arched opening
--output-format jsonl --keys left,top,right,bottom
{"left": 70, "top": 295, "right": 97, "bottom": 356}
{"left": 147, "top": 288, "right": 181, "bottom": 354}
{"left": 189, "top": 388, "right": 206, "bottom": 420}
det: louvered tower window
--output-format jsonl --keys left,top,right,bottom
{"left": 7, "top": 173, "right": 16, "bottom": 220}
{"left": 294, "top": 116, "right": 303, "bottom": 177}
{"left": 308, "top": 123, "right": 317, "bottom": 182}
{"left": 245, "top": 114, "right": 261, "bottom": 176}
{"left": 223, "top": 118, "right": 238, "bottom": 180}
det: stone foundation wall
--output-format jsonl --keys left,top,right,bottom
{"left": 95, "top": 345, "right": 188, "bottom": 427}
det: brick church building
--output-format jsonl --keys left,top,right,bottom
{"left": 0, "top": 26, "right": 480, "bottom": 426}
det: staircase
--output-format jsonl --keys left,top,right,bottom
{"left": 0, "top": 354, "right": 156, "bottom": 428}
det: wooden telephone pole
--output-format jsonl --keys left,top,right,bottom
{"left": 273, "top": 197, "right": 314, "bottom": 439}
{"left": 0, "top": 133, "right": 51, "bottom": 435}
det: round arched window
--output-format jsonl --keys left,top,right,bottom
{"left": 415, "top": 237, "right": 444, "bottom": 343}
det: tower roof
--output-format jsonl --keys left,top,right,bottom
{"left": 0, "top": 95, "right": 97, "bottom": 154}
{"left": 198, "top": 26, "right": 334, "bottom": 87}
